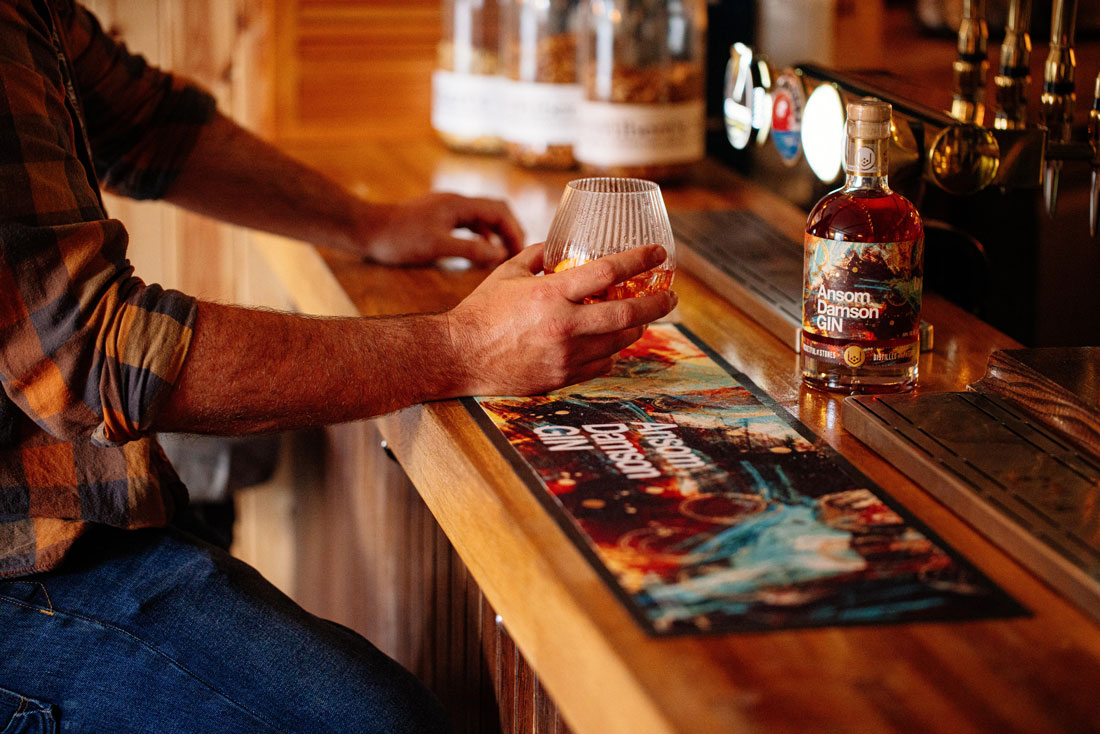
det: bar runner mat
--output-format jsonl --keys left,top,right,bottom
{"left": 463, "top": 323, "right": 1023, "bottom": 636}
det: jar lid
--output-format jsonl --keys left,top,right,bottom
{"left": 846, "top": 98, "right": 892, "bottom": 140}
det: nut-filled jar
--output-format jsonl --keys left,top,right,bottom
{"left": 576, "top": 0, "right": 707, "bottom": 182}
{"left": 500, "top": 0, "right": 583, "bottom": 169}
{"left": 432, "top": 0, "right": 504, "bottom": 154}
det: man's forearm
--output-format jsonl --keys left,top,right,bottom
{"left": 155, "top": 301, "right": 459, "bottom": 435}
{"left": 160, "top": 113, "right": 374, "bottom": 254}
{"left": 161, "top": 112, "right": 523, "bottom": 266}
{"left": 153, "top": 244, "right": 677, "bottom": 435}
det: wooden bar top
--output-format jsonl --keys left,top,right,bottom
{"left": 252, "top": 139, "right": 1100, "bottom": 734}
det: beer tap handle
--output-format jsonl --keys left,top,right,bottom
{"left": 1040, "top": 0, "right": 1078, "bottom": 217}
{"left": 993, "top": 0, "right": 1032, "bottom": 130}
{"left": 1089, "top": 72, "right": 1099, "bottom": 237}
{"left": 952, "top": 0, "right": 989, "bottom": 125}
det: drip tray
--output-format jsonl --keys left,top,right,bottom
{"left": 842, "top": 391, "right": 1100, "bottom": 623}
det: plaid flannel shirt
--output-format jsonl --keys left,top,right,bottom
{"left": 0, "top": 0, "right": 216, "bottom": 576}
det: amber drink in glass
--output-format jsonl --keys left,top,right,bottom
{"left": 544, "top": 177, "right": 675, "bottom": 303}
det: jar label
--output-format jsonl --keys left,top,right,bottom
{"left": 575, "top": 100, "right": 705, "bottom": 167}
{"left": 500, "top": 81, "right": 583, "bottom": 146}
{"left": 431, "top": 70, "right": 503, "bottom": 138}
{"left": 801, "top": 234, "right": 923, "bottom": 366}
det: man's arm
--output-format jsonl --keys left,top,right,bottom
{"left": 41, "top": 1, "right": 674, "bottom": 439}
{"left": 163, "top": 113, "right": 525, "bottom": 267}
{"left": 58, "top": 0, "right": 520, "bottom": 267}
{"left": 155, "top": 244, "right": 676, "bottom": 435}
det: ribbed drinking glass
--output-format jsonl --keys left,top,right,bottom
{"left": 544, "top": 177, "right": 675, "bottom": 302}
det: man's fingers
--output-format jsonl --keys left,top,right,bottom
{"left": 566, "top": 356, "right": 617, "bottom": 387}
{"left": 502, "top": 241, "right": 546, "bottom": 274}
{"left": 456, "top": 198, "right": 526, "bottom": 256}
{"left": 568, "top": 290, "right": 677, "bottom": 336}
{"left": 570, "top": 326, "right": 647, "bottom": 364}
{"left": 438, "top": 234, "right": 508, "bottom": 266}
{"left": 552, "top": 245, "right": 668, "bottom": 302}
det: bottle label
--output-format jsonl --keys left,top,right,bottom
{"left": 500, "top": 81, "right": 583, "bottom": 146}
{"left": 800, "top": 335, "right": 919, "bottom": 369}
{"left": 801, "top": 234, "right": 923, "bottom": 367}
{"left": 575, "top": 100, "right": 705, "bottom": 166}
{"left": 431, "top": 70, "right": 503, "bottom": 138}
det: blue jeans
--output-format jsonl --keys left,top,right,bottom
{"left": 0, "top": 519, "right": 450, "bottom": 733}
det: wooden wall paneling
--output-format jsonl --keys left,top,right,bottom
{"left": 401, "top": 459, "right": 428, "bottom": 678}
{"left": 229, "top": 0, "right": 276, "bottom": 134}
{"left": 416, "top": 475, "right": 438, "bottom": 690}
{"left": 273, "top": 0, "right": 302, "bottom": 144}
{"left": 433, "top": 508, "right": 454, "bottom": 699}
{"left": 82, "top": 0, "right": 273, "bottom": 306}
{"left": 273, "top": 0, "right": 440, "bottom": 143}
{"left": 162, "top": 0, "right": 247, "bottom": 305}
{"left": 535, "top": 674, "right": 559, "bottom": 734}
{"left": 230, "top": 433, "right": 300, "bottom": 597}
{"left": 450, "top": 554, "right": 471, "bottom": 724}
{"left": 498, "top": 621, "right": 519, "bottom": 734}
{"left": 481, "top": 592, "right": 504, "bottom": 734}
{"left": 464, "top": 568, "right": 487, "bottom": 733}
{"left": 555, "top": 699, "right": 574, "bottom": 734}
{"left": 516, "top": 639, "right": 537, "bottom": 732}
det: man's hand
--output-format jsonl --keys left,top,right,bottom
{"left": 357, "top": 192, "right": 525, "bottom": 267}
{"left": 164, "top": 114, "right": 525, "bottom": 268}
{"left": 444, "top": 243, "right": 677, "bottom": 396}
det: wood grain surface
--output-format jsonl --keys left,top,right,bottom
{"left": 972, "top": 348, "right": 1100, "bottom": 461}
{"left": 252, "top": 140, "right": 1100, "bottom": 734}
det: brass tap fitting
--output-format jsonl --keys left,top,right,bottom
{"left": 1089, "top": 72, "right": 1099, "bottom": 236}
{"left": 993, "top": 0, "right": 1032, "bottom": 130}
{"left": 1040, "top": 0, "right": 1078, "bottom": 216}
{"left": 951, "top": 0, "right": 989, "bottom": 125}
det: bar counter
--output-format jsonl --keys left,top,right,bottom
{"left": 250, "top": 139, "right": 1100, "bottom": 734}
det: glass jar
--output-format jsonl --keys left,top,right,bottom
{"left": 575, "top": 0, "right": 707, "bottom": 182}
{"left": 500, "top": 0, "right": 583, "bottom": 169}
{"left": 432, "top": 0, "right": 504, "bottom": 154}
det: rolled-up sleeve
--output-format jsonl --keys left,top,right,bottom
{"left": 58, "top": 0, "right": 217, "bottom": 199}
{"left": 0, "top": 0, "right": 199, "bottom": 447}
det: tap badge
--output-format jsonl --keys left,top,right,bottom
{"left": 770, "top": 70, "right": 805, "bottom": 166}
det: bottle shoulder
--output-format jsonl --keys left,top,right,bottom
{"left": 806, "top": 186, "right": 923, "bottom": 243}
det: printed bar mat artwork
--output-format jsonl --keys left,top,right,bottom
{"left": 464, "top": 323, "right": 1023, "bottom": 636}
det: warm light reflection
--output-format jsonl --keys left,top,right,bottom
{"left": 724, "top": 42, "right": 756, "bottom": 150}
{"left": 753, "top": 60, "right": 772, "bottom": 145}
{"left": 802, "top": 83, "right": 845, "bottom": 183}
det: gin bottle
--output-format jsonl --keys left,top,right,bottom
{"left": 800, "top": 98, "right": 924, "bottom": 393}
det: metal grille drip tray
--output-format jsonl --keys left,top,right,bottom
{"left": 843, "top": 391, "right": 1100, "bottom": 624}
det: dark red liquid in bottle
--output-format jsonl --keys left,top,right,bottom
{"left": 806, "top": 188, "right": 923, "bottom": 245}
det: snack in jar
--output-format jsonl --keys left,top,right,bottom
{"left": 575, "top": 0, "right": 707, "bottom": 183}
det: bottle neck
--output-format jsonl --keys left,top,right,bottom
{"left": 843, "top": 136, "right": 891, "bottom": 191}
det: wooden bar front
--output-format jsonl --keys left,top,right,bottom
{"left": 249, "top": 139, "right": 1100, "bottom": 734}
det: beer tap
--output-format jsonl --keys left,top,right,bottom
{"left": 951, "top": 0, "right": 989, "bottom": 125}
{"left": 993, "top": 0, "right": 1032, "bottom": 130}
{"left": 1040, "top": 0, "right": 1078, "bottom": 217}
{"left": 1089, "top": 72, "right": 1099, "bottom": 237}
